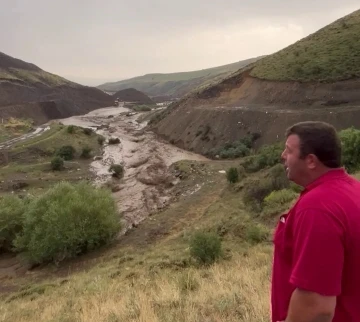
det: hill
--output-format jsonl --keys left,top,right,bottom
{"left": 97, "top": 57, "right": 264, "bottom": 99}
{"left": 0, "top": 52, "right": 113, "bottom": 124}
{"left": 149, "top": 9, "right": 360, "bottom": 156}
{"left": 113, "top": 88, "right": 155, "bottom": 105}
{"left": 250, "top": 10, "right": 360, "bottom": 82}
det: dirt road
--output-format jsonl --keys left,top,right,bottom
{"left": 0, "top": 125, "right": 50, "bottom": 149}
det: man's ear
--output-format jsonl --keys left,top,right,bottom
{"left": 306, "top": 154, "right": 318, "bottom": 169}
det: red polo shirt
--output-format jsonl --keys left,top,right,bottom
{"left": 271, "top": 168, "right": 360, "bottom": 322}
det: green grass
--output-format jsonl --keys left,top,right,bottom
{"left": 0, "top": 124, "right": 104, "bottom": 193}
{"left": 0, "top": 118, "right": 33, "bottom": 143}
{"left": 98, "top": 57, "right": 264, "bottom": 97}
{"left": 0, "top": 68, "right": 71, "bottom": 86}
{"left": 251, "top": 9, "right": 360, "bottom": 82}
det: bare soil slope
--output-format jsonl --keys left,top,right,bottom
{"left": 0, "top": 52, "right": 113, "bottom": 124}
{"left": 150, "top": 9, "right": 360, "bottom": 154}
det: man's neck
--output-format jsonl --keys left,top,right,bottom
{"left": 302, "top": 167, "right": 340, "bottom": 188}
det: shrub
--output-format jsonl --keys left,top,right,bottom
{"left": 226, "top": 167, "right": 239, "bottom": 183}
{"left": 339, "top": 127, "right": 360, "bottom": 173}
{"left": 243, "top": 178, "right": 274, "bottom": 211}
{"left": 67, "top": 125, "right": 75, "bottom": 134}
{"left": 267, "top": 163, "right": 290, "bottom": 190}
{"left": 14, "top": 181, "right": 120, "bottom": 265}
{"left": 0, "top": 195, "right": 26, "bottom": 252}
{"left": 262, "top": 189, "right": 299, "bottom": 218}
{"left": 57, "top": 145, "right": 76, "bottom": 160}
{"left": 133, "top": 105, "right": 152, "bottom": 112}
{"left": 109, "top": 164, "right": 124, "bottom": 178}
{"left": 243, "top": 142, "right": 283, "bottom": 172}
{"left": 108, "top": 138, "right": 120, "bottom": 145}
{"left": 189, "top": 231, "right": 222, "bottom": 265}
{"left": 206, "top": 134, "right": 259, "bottom": 159}
{"left": 51, "top": 156, "right": 64, "bottom": 171}
{"left": 81, "top": 146, "right": 92, "bottom": 159}
{"left": 97, "top": 136, "right": 105, "bottom": 145}
{"left": 245, "top": 223, "right": 270, "bottom": 245}
{"left": 83, "top": 128, "right": 93, "bottom": 136}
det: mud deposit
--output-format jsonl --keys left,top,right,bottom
{"left": 59, "top": 107, "right": 208, "bottom": 233}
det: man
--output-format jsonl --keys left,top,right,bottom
{"left": 271, "top": 121, "right": 360, "bottom": 322}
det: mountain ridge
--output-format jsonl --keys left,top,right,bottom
{"left": 97, "top": 56, "right": 265, "bottom": 99}
{"left": 149, "top": 9, "right": 360, "bottom": 156}
{"left": 0, "top": 52, "right": 113, "bottom": 124}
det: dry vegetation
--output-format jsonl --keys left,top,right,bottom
{"left": 1, "top": 125, "right": 360, "bottom": 322}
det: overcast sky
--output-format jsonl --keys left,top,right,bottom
{"left": 1, "top": 1, "right": 358, "bottom": 86}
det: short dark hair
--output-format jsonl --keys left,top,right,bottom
{"left": 285, "top": 121, "right": 342, "bottom": 168}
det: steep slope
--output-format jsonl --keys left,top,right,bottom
{"left": 150, "top": 9, "right": 360, "bottom": 155}
{"left": 0, "top": 52, "right": 113, "bottom": 124}
{"left": 113, "top": 88, "right": 155, "bottom": 105}
{"left": 98, "top": 57, "right": 264, "bottom": 99}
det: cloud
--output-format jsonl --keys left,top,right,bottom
{"left": 1, "top": 0, "right": 358, "bottom": 85}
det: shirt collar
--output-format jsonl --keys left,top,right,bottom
{"left": 302, "top": 167, "right": 348, "bottom": 194}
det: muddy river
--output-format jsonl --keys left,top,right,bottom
{"left": 58, "top": 106, "right": 208, "bottom": 234}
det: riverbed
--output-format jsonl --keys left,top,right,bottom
{"left": 58, "top": 106, "right": 208, "bottom": 233}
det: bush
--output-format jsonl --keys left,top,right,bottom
{"left": 98, "top": 136, "right": 105, "bottom": 145}
{"left": 83, "top": 128, "right": 93, "bottom": 136}
{"left": 51, "top": 156, "right": 64, "bottom": 171}
{"left": 189, "top": 231, "right": 222, "bottom": 265}
{"left": 243, "top": 178, "right": 274, "bottom": 211}
{"left": 109, "top": 164, "right": 124, "bottom": 178}
{"left": 67, "top": 125, "right": 75, "bottom": 134}
{"left": 243, "top": 142, "right": 283, "bottom": 172}
{"left": 14, "top": 181, "right": 120, "bottom": 265}
{"left": 267, "top": 163, "right": 290, "bottom": 190}
{"left": 339, "top": 127, "right": 360, "bottom": 173}
{"left": 0, "top": 195, "right": 26, "bottom": 252}
{"left": 133, "top": 105, "right": 152, "bottom": 112}
{"left": 262, "top": 189, "right": 299, "bottom": 218}
{"left": 206, "top": 134, "right": 260, "bottom": 159}
{"left": 108, "top": 138, "right": 120, "bottom": 145}
{"left": 226, "top": 167, "right": 239, "bottom": 183}
{"left": 57, "top": 145, "right": 76, "bottom": 160}
{"left": 245, "top": 223, "right": 270, "bottom": 245}
{"left": 81, "top": 146, "right": 92, "bottom": 159}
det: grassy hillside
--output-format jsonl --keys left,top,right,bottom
{"left": 251, "top": 9, "right": 360, "bottom": 82}
{"left": 1, "top": 126, "right": 360, "bottom": 321}
{"left": 98, "top": 57, "right": 264, "bottom": 98}
{"left": 0, "top": 123, "right": 104, "bottom": 194}
{"left": 0, "top": 52, "right": 72, "bottom": 87}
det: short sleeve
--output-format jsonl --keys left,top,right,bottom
{"left": 289, "top": 209, "right": 345, "bottom": 296}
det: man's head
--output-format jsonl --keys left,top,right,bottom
{"left": 281, "top": 121, "right": 342, "bottom": 187}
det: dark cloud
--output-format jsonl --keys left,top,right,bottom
{"left": 1, "top": 0, "right": 358, "bottom": 85}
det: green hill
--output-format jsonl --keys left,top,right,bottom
{"left": 0, "top": 52, "right": 73, "bottom": 87}
{"left": 251, "top": 9, "right": 360, "bottom": 82}
{"left": 97, "top": 56, "right": 264, "bottom": 98}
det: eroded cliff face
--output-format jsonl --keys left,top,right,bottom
{"left": 150, "top": 72, "right": 360, "bottom": 155}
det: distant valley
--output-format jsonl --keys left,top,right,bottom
{"left": 97, "top": 56, "right": 265, "bottom": 100}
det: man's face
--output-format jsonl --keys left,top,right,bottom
{"left": 281, "top": 134, "right": 308, "bottom": 186}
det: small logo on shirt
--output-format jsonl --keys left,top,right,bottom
{"left": 280, "top": 216, "right": 286, "bottom": 223}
